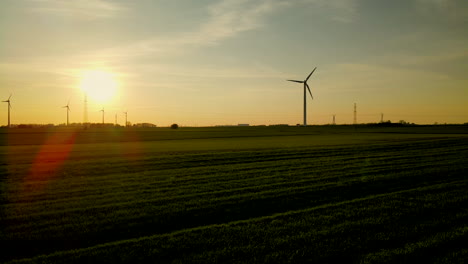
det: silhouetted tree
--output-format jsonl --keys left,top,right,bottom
{"left": 171, "top": 123, "right": 178, "bottom": 129}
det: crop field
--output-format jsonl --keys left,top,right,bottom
{"left": 1, "top": 126, "right": 468, "bottom": 263}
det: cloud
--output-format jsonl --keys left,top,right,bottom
{"left": 78, "top": 0, "right": 290, "bottom": 62}
{"left": 28, "top": 0, "right": 127, "bottom": 19}
{"left": 302, "top": 0, "right": 359, "bottom": 23}
{"left": 202, "top": 0, "right": 290, "bottom": 41}
{"left": 415, "top": 0, "right": 450, "bottom": 8}
{"left": 414, "top": 0, "right": 468, "bottom": 18}
{"left": 376, "top": 50, "right": 468, "bottom": 67}
{"left": 46, "top": 0, "right": 358, "bottom": 63}
{"left": 145, "top": 0, "right": 288, "bottom": 49}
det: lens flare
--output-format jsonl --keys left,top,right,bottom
{"left": 80, "top": 70, "right": 118, "bottom": 104}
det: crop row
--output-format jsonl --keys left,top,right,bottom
{"left": 1, "top": 137, "right": 467, "bottom": 262}
{"left": 6, "top": 180, "right": 468, "bottom": 263}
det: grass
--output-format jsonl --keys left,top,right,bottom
{"left": 1, "top": 126, "right": 467, "bottom": 263}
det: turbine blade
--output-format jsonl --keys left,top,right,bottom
{"left": 8, "top": 94, "right": 12, "bottom": 100}
{"left": 287, "top": 80, "right": 304, "bottom": 83}
{"left": 306, "top": 84, "right": 313, "bottom": 99}
{"left": 305, "top": 67, "right": 317, "bottom": 82}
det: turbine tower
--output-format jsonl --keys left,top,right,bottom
{"left": 83, "top": 94, "right": 88, "bottom": 125}
{"left": 123, "top": 111, "right": 128, "bottom": 127}
{"left": 381, "top": 113, "right": 384, "bottom": 123}
{"left": 2, "top": 94, "right": 12, "bottom": 128}
{"left": 354, "top": 103, "right": 357, "bottom": 125}
{"left": 287, "top": 67, "right": 317, "bottom": 126}
{"left": 333, "top": 114, "right": 336, "bottom": 125}
{"left": 62, "top": 100, "right": 71, "bottom": 126}
{"left": 100, "top": 108, "right": 105, "bottom": 124}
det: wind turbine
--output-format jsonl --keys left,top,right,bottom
{"left": 100, "top": 108, "right": 105, "bottom": 124}
{"left": 62, "top": 100, "right": 70, "bottom": 126}
{"left": 123, "top": 111, "right": 128, "bottom": 127}
{"left": 287, "top": 67, "right": 317, "bottom": 126}
{"left": 2, "top": 94, "right": 12, "bottom": 127}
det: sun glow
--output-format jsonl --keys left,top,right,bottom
{"left": 80, "top": 70, "right": 118, "bottom": 104}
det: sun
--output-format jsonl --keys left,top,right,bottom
{"left": 80, "top": 70, "right": 118, "bottom": 104}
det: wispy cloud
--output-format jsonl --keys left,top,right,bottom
{"left": 415, "top": 0, "right": 450, "bottom": 8}
{"left": 414, "top": 0, "right": 468, "bottom": 19}
{"left": 375, "top": 50, "right": 468, "bottom": 67}
{"left": 75, "top": 0, "right": 290, "bottom": 63}
{"left": 5, "top": 0, "right": 362, "bottom": 86}
{"left": 28, "top": 0, "right": 127, "bottom": 19}
{"left": 302, "top": 0, "right": 359, "bottom": 23}
{"left": 202, "top": 0, "right": 291, "bottom": 42}
{"left": 124, "top": 0, "right": 287, "bottom": 54}
{"left": 36, "top": 0, "right": 358, "bottom": 63}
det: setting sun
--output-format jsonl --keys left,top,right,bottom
{"left": 79, "top": 70, "right": 118, "bottom": 104}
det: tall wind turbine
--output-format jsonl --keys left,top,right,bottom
{"left": 100, "top": 108, "right": 105, "bottom": 124}
{"left": 123, "top": 111, "right": 128, "bottom": 127}
{"left": 287, "top": 67, "right": 317, "bottom": 126}
{"left": 62, "top": 100, "right": 70, "bottom": 126}
{"left": 2, "top": 94, "right": 12, "bottom": 128}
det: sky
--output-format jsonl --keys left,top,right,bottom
{"left": 1, "top": 0, "right": 467, "bottom": 126}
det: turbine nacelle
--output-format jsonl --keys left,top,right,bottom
{"left": 3, "top": 94, "right": 12, "bottom": 106}
{"left": 287, "top": 67, "right": 316, "bottom": 100}
{"left": 3, "top": 94, "right": 12, "bottom": 102}
{"left": 63, "top": 105, "right": 70, "bottom": 112}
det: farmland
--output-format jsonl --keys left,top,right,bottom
{"left": 1, "top": 125, "right": 468, "bottom": 263}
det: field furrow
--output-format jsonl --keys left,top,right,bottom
{"left": 1, "top": 128, "right": 467, "bottom": 263}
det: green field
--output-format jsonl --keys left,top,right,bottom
{"left": 1, "top": 126, "right": 468, "bottom": 263}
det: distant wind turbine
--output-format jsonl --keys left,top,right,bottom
{"left": 287, "top": 67, "right": 317, "bottom": 126}
{"left": 100, "top": 108, "right": 105, "bottom": 124}
{"left": 2, "top": 94, "right": 12, "bottom": 127}
{"left": 62, "top": 100, "right": 71, "bottom": 126}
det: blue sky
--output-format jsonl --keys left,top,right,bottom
{"left": 1, "top": 0, "right": 467, "bottom": 125}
